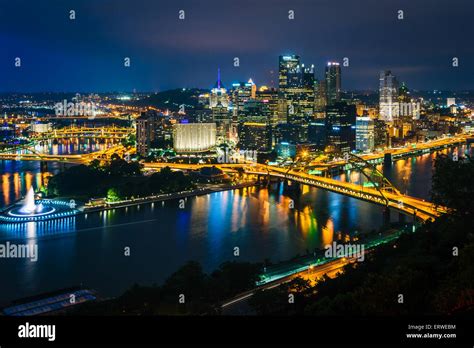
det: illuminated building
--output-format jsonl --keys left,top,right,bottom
{"left": 256, "top": 87, "right": 279, "bottom": 126}
{"left": 355, "top": 116, "right": 375, "bottom": 152}
{"left": 276, "top": 142, "right": 296, "bottom": 158}
{"left": 447, "top": 98, "right": 456, "bottom": 107}
{"left": 314, "top": 79, "right": 327, "bottom": 115}
{"left": 274, "top": 123, "right": 307, "bottom": 145}
{"left": 325, "top": 102, "right": 356, "bottom": 153}
{"left": 210, "top": 69, "right": 229, "bottom": 109}
{"left": 325, "top": 62, "right": 341, "bottom": 105}
{"left": 209, "top": 69, "right": 232, "bottom": 142}
{"left": 231, "top": 79, "right": 256, "bottom": 120}
{"left": 237, "top": 122, "right": 272, "bottom": 152}
{"left": 308, "top": 121, "right": 326, "bottom": 149}
{"left": 374, "top": 119, "right": 388, "bottom": 148}
{"left": 278, "top": 55, "right": 315, "bottom": 143}
{"left": 173, "top": 123, "right": 216, "bottom": 153}
{"left": 379, "top": 70, "right": 399, "bottom": 121}
{"left": 30, "top": 122, "right": 52, "bottom": 133}
{"left": 136, "top": 110, "right": 159, "bottom": 157}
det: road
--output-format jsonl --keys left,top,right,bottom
{"left": 221, "top": 257, "right": 352, "bottom": 314}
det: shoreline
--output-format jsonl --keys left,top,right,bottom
{"left": 81, "top": 180, "right": 260, "bottom": 214}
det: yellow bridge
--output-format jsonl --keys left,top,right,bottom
{"left": 143, "top": 162, "right": 446, "bottom": 221}
{"left": 0, "top": 145, "right": 135, "bottom": 164}
{"left": 31, "top": 125, "right": 134, "bottom": 141}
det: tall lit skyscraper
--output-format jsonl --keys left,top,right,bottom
{"left": 209, "top": 69, "right": 232, "bottom": 142}
{"left": 256, "top": 86, "right": 279, "bottom": 126}
{"left": 379, "top": 70, "right": 399, "bottom": 122}
{"left": 210, "top": 68, "right": 229, "bottom": 109}
{"left": 136, "top": 110, "right": 158, "bottom": 157}
{"left": 231, "top": 79, "right": 256, "bottom": 120}
{"left": 278, "top": 55, "right": 300, "bottom": 123}
{"left": 278, "top": 55, "right": 300, "bottom": 90}
{"left": 325, "top": 62, "right": 341, "bottom": 105}
{"left": 285, "top": 63, "right": 315, "bottom": 125}
{"left": 355, "top": 116, "right": 375, "bottom": 153}
{"left": 325, "top": 102, "right": 356, "bottom": 153}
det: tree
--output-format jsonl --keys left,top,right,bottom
{"left": 431, "top": 154, "right": 474, "bottom": 217}
{"left": 107, "top": 187, "right": 121, "bottom": 202}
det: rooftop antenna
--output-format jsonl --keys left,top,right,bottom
{"left": 217, "top": 68, "right": 221, "bottom": 89}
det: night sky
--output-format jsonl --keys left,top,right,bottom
{"left": 0, "top": 0, "right": 473, "bottom": 92}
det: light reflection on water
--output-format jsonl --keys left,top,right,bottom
{"left": 0, "top": 144, "right": 470, "bottom": 304}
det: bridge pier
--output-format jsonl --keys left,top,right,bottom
{"left": 283, "top": 179, "right": 301, "bottom": 192}
{"left": 40, "top": 161, "right": 48, "bottom": 172}
{"left": 383, "top": 153, "right": 392, "bottom": 167}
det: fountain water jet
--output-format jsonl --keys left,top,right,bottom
{"left": 20, "top": 187, "right": 38, "bottom": 214}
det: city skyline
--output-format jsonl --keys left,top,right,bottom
{"left": 1, "top": 0, "right": 473, "bottom": 92}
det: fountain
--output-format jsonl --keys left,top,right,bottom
{"left": 0, "top": 186, "right": 81, "bottom": 223}
{"left": 7, "top": 187, "right": 56, "bottom": 218}
{"left": 19, "top": 187, "right": 42, "bottom": 214}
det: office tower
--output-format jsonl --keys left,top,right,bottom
{"left": 285, "top": 63, "right": 315, "bottom": 125}
{"left": 210, "top": 69, "right": 232, "bottom": 142}
{"left": 379, "top": 70, "right": 399, "bottom": 122}
{"left": 238, "top": 99, "right": 271, "bottom": 124}
{"left": 374, "top": 119, "right": 388, "bottom": 148}
{"left": 173, "top": 123, "right": 216, "bottom": 153}
{"left": 256, "top": 86, "right": 279, "bottom": 126}
{"left": 279, "top": 55, "right": 300, "bottom": 90}
{"left": 278, "top": 55, "right": 315, "bottom": 143}
{"left": 210, "top": 68, "right": 229, "bottom": 109}
{"left": 355, "top": 116, "right": 375, "bottom": 152}
{"left": 325, "top": 102, "right": 356, "bottom": 153}
{"left": 231, "top": 79, "right": 256, "bottom": 120}
{"left": 308, "top": 121, "right": 326, "bottom": 149}
{"left": 314, "top": 79, "right": 327, "bottom": 115}
{"left": 274, "top": 123, "right": 307, "bottom": 145}
{"left": 237, "top": 122, "right": 272, "bottom": 152}
{"left": 398, "top": 82, "right": 410, "bottom": 103}
{"left": 397, "top": 81, "right": 421, "bottom": 120}
{"left": 136, "top": 110, "right": 159, "bottom": 157}
{"left": 325, "top": 62, "right": 341, "bottom": 105}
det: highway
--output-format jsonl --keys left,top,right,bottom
{"left": 221, "top": 257, "right": 352, "bottom": 314}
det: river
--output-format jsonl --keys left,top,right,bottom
{"left": 0, "top": 142, "right": 469, "bottom": 304}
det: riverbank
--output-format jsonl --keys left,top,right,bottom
{"left": 82, "top": 180, "right": 260, "bottom": 213}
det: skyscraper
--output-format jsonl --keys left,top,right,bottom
{"left": 325, "top": 62, "right": 341, "bottom": 105}
{"left": 278, "top": 55, "right": 315, "bottom": 143}
{"left": 210, "top": 69, "right": 232, "bottom": 142}
{"left": 136, "top": 110, "right": 159, "bottom": 157}
{"left": 379, "top": 70, "right": 399, "bottom": 122}
{"left": 231, "top": 79, "right": 256, "bottom": 120}
{"left": 355, "top": 116, "right": 375, "bottom": 153}
{"left": 278, "top": 55, "right": 300, "bottom": 90}
{"left": 325, "top": 102, "right": 356, "bottom": 153}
